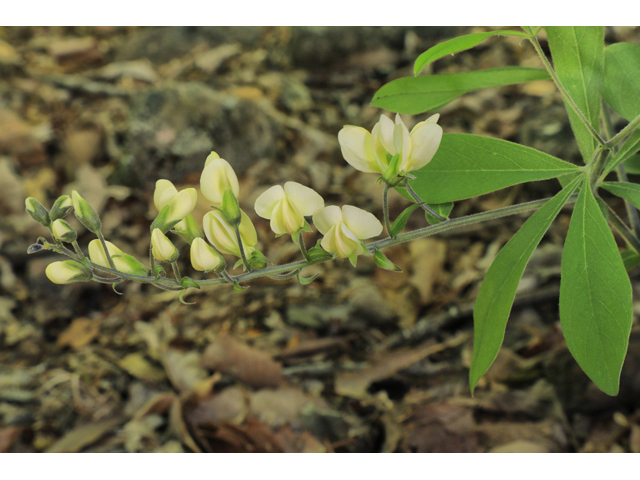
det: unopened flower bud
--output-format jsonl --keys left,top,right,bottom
{"left": 51, "top": 219, "right": 77, "bottom": 243}
{"left": 203, "top": 209, "right": 257, "bottom": 258}
{"left": 151, "top": 228, "right": 179, "bottom": 262}
{"left": 200, "top": 154, "right": 239, "bottom": 206}
{"left": 45, "top": 260, "right": 92, "bottom": 284}
{"left": 25, "top": 197, "right": 51, "bottom": 228}
{"left": 88, "top": 239, "right": 149, "bottom": 275}
{"left": 72, "top": 190, "right": 102, "bottom": 233}
{"left": 172, "top": 214, "right": 204, "bottom": 244}
{"left": 49, "top": 195, "right": 74, "bottom": 221}
{"left": 190, "top": 237, "right": 225, "bottom": 272}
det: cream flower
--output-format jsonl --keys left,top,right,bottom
{"left": 190, "top": 237, "right": 224, "bottom": 272}
{"left": 203, "top": 209, "right": 257, "bottom": 258}
{"left": 151, "top": 228, "right": 179, "bottom": 262}
{"left": 254, "top": 182, "right": 324, "bottom": 236}
{"left": 153, "top": 179, "right": 198, "bottom": 228}
{"left": 45, "top": 260, "right": 91, "bottom": 284}
{"left": 200, "top": 152, "right": 240, "bottom": 206}
{"left": 88, "top": 239, "right": 149, "bottom": 275}
{"left": 51, "top": 219, "right": 77, "bottom": 243}
{"left": 338, "top": 113, "right": 443, "bottom": 175}
{"left": 312, "top": 205, "right": 383, "bottom": 259}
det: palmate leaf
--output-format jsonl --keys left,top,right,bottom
{"left": 469, "top": 176, "right": 581, "bottom": 394}
{"left": 371, "top": 67, "right": 550, "bottom": 115}
{"left": 408, "top": 134, "right": 582, "bottom": 204}
{"left": 413, "top": 30, "right": 528, "bottom": 75}
{"left": 546, "top": 27, "right": 604, "bottom": 163}
{"left": 559, "top": 181, "right": 633, "bottom": 396}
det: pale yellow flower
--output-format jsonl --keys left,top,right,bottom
{"left": 153, "top": 179, "right": 198, "bottom": 227}
{"left": 254, "top": 182, "right": 324, "bottom": 236}
{"left": 203, "top": 209, "right": 257, "bottom": 258}
{"left": 151, "top": 228, "right": 179, "bottom": 262}
{"left": 45, "top": 260, "right": 91, "bottom": 284}
{"left": 200, "top": 152, "right": 239, "bottom": 206}
{"left": 338, "top": 113, "right": 443, "bottom": 175}
{"left": 88, "top": 239, "right": 148, "bottom": 274}
{"left": 190, "top": 237, "right": 224, "bottom": 272}
{"left": 312, "top": 205, "right": 383, "bottom": 259}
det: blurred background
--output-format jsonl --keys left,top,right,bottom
{"left": 2, "top": 26, "right": 640, "bottom": 453}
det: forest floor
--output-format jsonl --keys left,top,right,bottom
{"left": 2, "top": 26, "right": 640, "bottom": 453}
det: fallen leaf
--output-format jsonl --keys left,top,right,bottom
{"left": 249, "top": 387, "right": 326, "bottom": 428}
{"left": 201, "top": 333, "right": 284, "bottom": 389}
{"left": 56, "top": 317, "right": 100, "bottom": 349}
{"left": 408, "top": 238, "right": 447, "bottom": 304}
{"left": 335, "top": 331, "right": 469, "bottom": 398}
{"left": 45, "top": 417, "right": 124, "bottom": 453}
{"left": 119, "top": 353, "right": 167, "bottom": 383}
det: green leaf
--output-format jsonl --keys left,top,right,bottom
{"left": 621, "top": 250, "right": 640, "bottom": 271}
{"left": 180, "top": 276, "right": 201, "bottom": 289}
{"left": 390, "top": 203, "right": 421, "bottom": 238}
{"left": 603, "top": 128, "right": 640, "bottom": 177}
{"left": 469, "top": 176, "right": 581, "bottom": 394}
{"left": 623, "top": 154, "right": 640, "bottom": 175}
{"left": 307, "top": 246, "right": 334, "bottom": 264}
{"left": 559, "top": 181, "right": 633, "bottom": 396}
{"left": 425, "top": 202, "right": 454, "bottom": 225}
{"left": 409, "top": 134, "right": 582, "bottom": 204}
{"left": 414, "top": 30, "right": 529, "bottom": 75}
{"left": 602, "top": 42, "right": 640, "bottom": 121}
{"left": 373, "top": 249, "right": 402, "bottom": 272}
{"left": 371, "top": 67, "right": 550, "bottom": 114}
{"left": 600, "top": 181, "right": 640, "bottom": 210}
{"left": 546, "top": 27, "right": 604, "bottom": 163}
{"left": 296, "top": 270, "right": 318, "bottom": 285}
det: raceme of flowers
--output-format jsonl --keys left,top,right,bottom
{"left": 37, "top": 112, "right": 443, "bottom": 286}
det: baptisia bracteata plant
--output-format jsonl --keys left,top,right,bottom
{"left": 26, "top": 27, "right": 640, "bottom": 398}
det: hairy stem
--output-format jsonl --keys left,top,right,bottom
{"left": 234, "top": 225, "right": 252, "bottom": 272}
{"left": 405, "top": 183, "right": 447, "bottom": 221}
{"left": 97, "top": 231, "right": 117, "bottom": 270}
{"left": 382, "top": 183, "right": 392, "bottom": 237}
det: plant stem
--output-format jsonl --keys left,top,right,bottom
{"left": 602, "top": 103, "right": 640, "bottom": 237}
{"left": 382, "top": 183, "right": 392, "bottom": 237}
{"left": 40, "top": 193, "right": 581, "bottom": 291}
{"left": 405, "top": 183, "right": 447, "bottom": 221}
{"left": 606, "top": 112, "right": 640, "bottom": 150}
{"left": 97, "top": 231, "right": 117, "bottom": 270}
{"left": 524, "top": 27, "right": 606, "bottom": 148}
{"left": 234, "top": 225, "right": 252, "bottom": 272}
{"left": 171, "top": 261, "right": 182, "bottom": 284}
{"left": 298, "top": 232, "right": 310, "bottom": 261}
{"left": 605, "top": 204, "right": 640, "bottom": 255}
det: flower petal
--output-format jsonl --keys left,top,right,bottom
{"left": 204, "top": 211, "right": 238, "bottom": 256}
{"left": 320, "top": 224, "right": 338, "bottom": 253}
{"left": 408, "top": 122, "right": 443, "bottom": 171}
{"left": 338, "top": 126, "right": 380, "bottom": 173}
{"left": 410, "top": 114, "right": 440, "bottom": 134}
{"left": 269, "top": 201, "right": 287, "bottom": 235}
{"left": 154, "top": 179, "right": 178, "bottom": 211}
{"left": 394, "top": 114, "right": 411, "bottom": 168}
{"left": 200, "top": 158, "right": 239, "bottom": 205}
{"left": 254, "top": 185, "right": 286, "bottom": 219}
{"left": 335, "top": 225, "right": 359, "bottom": 258}
{"left": 167, "top": 189, "right": 197, "bottom": 223}
{"left": 204, "top": 151, "right": 221, "bottom": 167}
{"left": 283, "top": 182, "right": 324, "bottom": 216}
{"left": 238, "top": 210, "right": 258, "bottom": 246}
{"left": 377, "top": 114, "right": 396, "bottom": 155}
{"left": 312, "top": 205, "right": 342, "bottom": 235}
{"left": 342, "top": 205, "right": 383, "bottom": 240}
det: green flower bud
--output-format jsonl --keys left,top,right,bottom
{"left": 221, "top": 189, "right": 242, "bottom": 227}
{"left": 25, "top": 197, "right": 51, "bottom": 228}
{"left": 49, "top": 195, "right": 74, "bottom": 221}
{"left": 72, "top": 190, "right": 102, "bottom": 233}
{"left": 51, "top": 219, "right": 77, "bottom": 243}
{"left": 45, "top": 260, "right": 92, "bottom": 284}
{"left": 172, "top": 214, "right": 204, "bottom": 244}
{"left": 382, "top": 153, "right": 403, "bottom": 186}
